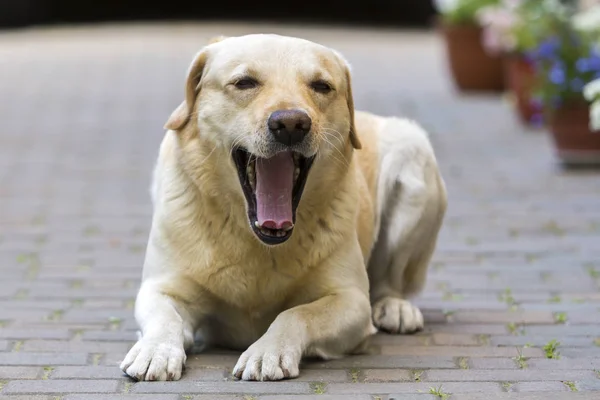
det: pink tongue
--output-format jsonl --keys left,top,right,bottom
{"left": 255, "top": 152, "right": 294, "bottom": 230}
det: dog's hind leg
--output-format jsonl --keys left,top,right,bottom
{"left": 367, "top": 118, "right": 446, "bottom": 334}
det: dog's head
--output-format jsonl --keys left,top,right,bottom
{"left": 166, "top": 34, "right": 360, "bottom": 246}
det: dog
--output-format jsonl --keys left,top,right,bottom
{"left": 120, "top": 34, "right": 447, "bottom": 382}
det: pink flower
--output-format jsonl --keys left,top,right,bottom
{"left": 476, "top": 5, "right": 520, "bottom": 54}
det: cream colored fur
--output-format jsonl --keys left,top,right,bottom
{"left": 120, "top": 34, "right": 447, "bottom": 382}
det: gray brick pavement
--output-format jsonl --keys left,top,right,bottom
{"left": 0, "top": 22, "right": 599, "bottom": 399}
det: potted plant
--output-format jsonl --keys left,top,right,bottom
{"left": 476, "top": 0, "right": 556, "bottom": 125}
{"left": 527, "top": 4, "right": 600, "bottom": 165}
{"left": 434, "top": 0, "right": 505, "bottom": 92}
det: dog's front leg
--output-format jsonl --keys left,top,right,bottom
{"left": 233, "top": 287, "right": 373, "bottom": 381}
{"left": 120, "top": 279, "right": 197, "bottom": 381}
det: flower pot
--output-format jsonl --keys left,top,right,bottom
{"left": 548, "top": 103, "right": 600, "bottom": 165}
{"left": 438, "top": 21, "right": 505, "bottom": 92}
{"left": 504, "top": 54, "right": 540, "bottom": 125}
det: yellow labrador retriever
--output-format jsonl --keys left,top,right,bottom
{"left": 120, "top": 34, "right": 447, "bottom": 382}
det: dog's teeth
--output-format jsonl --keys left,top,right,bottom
{"left": 276, "top": 230, "right": 286, "bottom": 237}
{"left": 255, "top": 221, "right": 262, "bottom": 229}
{"left": 247, "top": 162, "right": 256, "bottom": 190}
{"left": 283, "top": 224, "right": 294, "bottom": 232}
{"left": 294, "top": 167, "right": 300, "bottom": 182}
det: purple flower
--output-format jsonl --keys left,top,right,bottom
{"left": 549, "top": 63, "right": 566, "bottom": 85}
{"left": 577, "top": 52, "right": 600, "bottom": 73}
{"left": 589, "top": 54, "right": 600, "bottom": 71}
{"left": 529, "top": 113, "right": 544, "bottom": 127}
{"left": 576, "top": 58, "right": 591, "bottom": 73}
{"left": 534, "top": 37, "right": 560, "bottom": 60}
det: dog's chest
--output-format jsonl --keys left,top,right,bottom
{"left": 197, "top": 253, "right": 306, "bottom": 311}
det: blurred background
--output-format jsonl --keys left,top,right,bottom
{"left": 0, "top": 0, "right": 437, "bottom": 28}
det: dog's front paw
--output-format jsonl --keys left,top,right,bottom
{"left": 233, "top": 338, "right": 301, "bottom": 381}
{"left": 120, "top": 337, "right": 186, "bottom": 381}
{"left": 372, "top": 296, "right": 424, "bottom": 334}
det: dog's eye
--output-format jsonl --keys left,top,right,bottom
{"left": 310, "top": 80, "right": 333, "bottom": 94}
{"left": 234, "top": 78, "right": 259, "bottom": 90}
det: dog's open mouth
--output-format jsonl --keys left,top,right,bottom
{"left": 232, "top": 148, "right": 315, "bottom": 245}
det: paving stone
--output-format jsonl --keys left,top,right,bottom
{"left": 325, "top": 382, "right": 502, "bottom": 394}
{"left": 51, "top": 366, "right": 129, "bottom": 379}
{"left": 0, "top": 352, "right": 88, "bottom": 365}
{"left": 426, "top": 324, "right": 509, "bottom": 335}
{"left": 0, "top": 366, "right": 42, "bottom": 379}
{"left": 260, "top": 396, "right": 374, "bottom": 400}
{"left": 0, "top": 300, "right": 72, "bottom": 311}
{"left": 431, "top": 333, "right": 480, "bottom": 346}
{"left": 362, "top": 369, "right": 413, "bottom": 382}
{"left": 22, "top": 339, "right": 131, "bottom": 353}
{"left": 0, "top": 310, "right": 49, "bottom": 322}
{"left": 379, "top": 346, "right": 543, "bottom": 358}
{"left": 423, "top": 369, "right": 597, "bottom": 382}
{"left": 510, "top": 381, "right": 570, "bottom": 392}
{"left": 3, "top": 380, "right": 121, "bottom": 394}
{"left": 0, "top": 328, "right": 72, "bottom": 340}
{"left": 371, "top": 334, "right": 429, "bottom": 346}
{"left": 64, "top": 396, "right": 180, "bottom": 400}
{"left": 291, "top": 369, "right": 349, "bottom": 383}
{"left": 526, "top": 358, "right": 600, "bottom": 370}
{"left": 189, "top": 397, "right": 244, "bottom": 400}
{"left": 469, "top": 358, "right": 519, "bottom": 370}
{"left": 577, "top": 379, "right": 600, "bottom": 391}
{"left": 451, "top": 311, "right": 555, "bottom": 325}
{"left": 524, "top": 325, "right": 600, "bottom": 336}
{"left": 179, "top": 368, "right": 230, "bottom": 381}
{"left": 490, "top": 336, "right": 593, "bottom": 347}
{"left": 186, "top": 354, "right": 240, "bottom": 369}
{"left": 303, "top": 356, "right": 456, "bottom": 369}
{"left": 0, "top": 397, "right": 51, "bottom": 400}
{"left": 132, "top": 381, "right": 311, "bottom": 394}
{"left": 385, "top": 396, "right": 439, "bottom": 400}
{"left": 82, "top": 330, "right": 138, "bottom": 341}
{"left": 560, "top": 348, "right": 600, "bottom": 358}
{"left": 451, "top": 393, "right": 599, "bottom": 400}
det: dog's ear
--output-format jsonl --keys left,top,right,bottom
{"left": 338, "top": 56, "right": 362, "bottom": 150}
{"left": 164, "top": 50, "right": 209, "bottom": 131}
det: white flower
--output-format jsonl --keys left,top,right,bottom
{"left": 584, "top": 78, "right": 600, "bottom": 101}
{"left": 572, "top": 4, "right": 600, "bottom": 32}
{"left": 433, "top": 0, "right": 460, "bottom": 13}
{"left": 590, "top": 101, "right": 600, "bottom": 132}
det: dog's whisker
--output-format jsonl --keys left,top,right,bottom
{"left": 321, "top": 128, "right": 345, "bottom": 146}
{"left": 321, "top": 131, "right": 347, "bottom": 154}
{"left": 320, "top": 134, "right": 350, "bottom": 169}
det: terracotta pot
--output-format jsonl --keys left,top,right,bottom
{"left": 548, "top": 102, "right": 600, "bottom": 165}
{"left": 504, "top": 54, "right": 540, "bottom": 125}
{"left": 438, "top": 21, "right": 505, "bottom": 92}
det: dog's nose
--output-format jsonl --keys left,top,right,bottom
{"left": 267, "top": 109, "right": 312, "bottom": 146}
